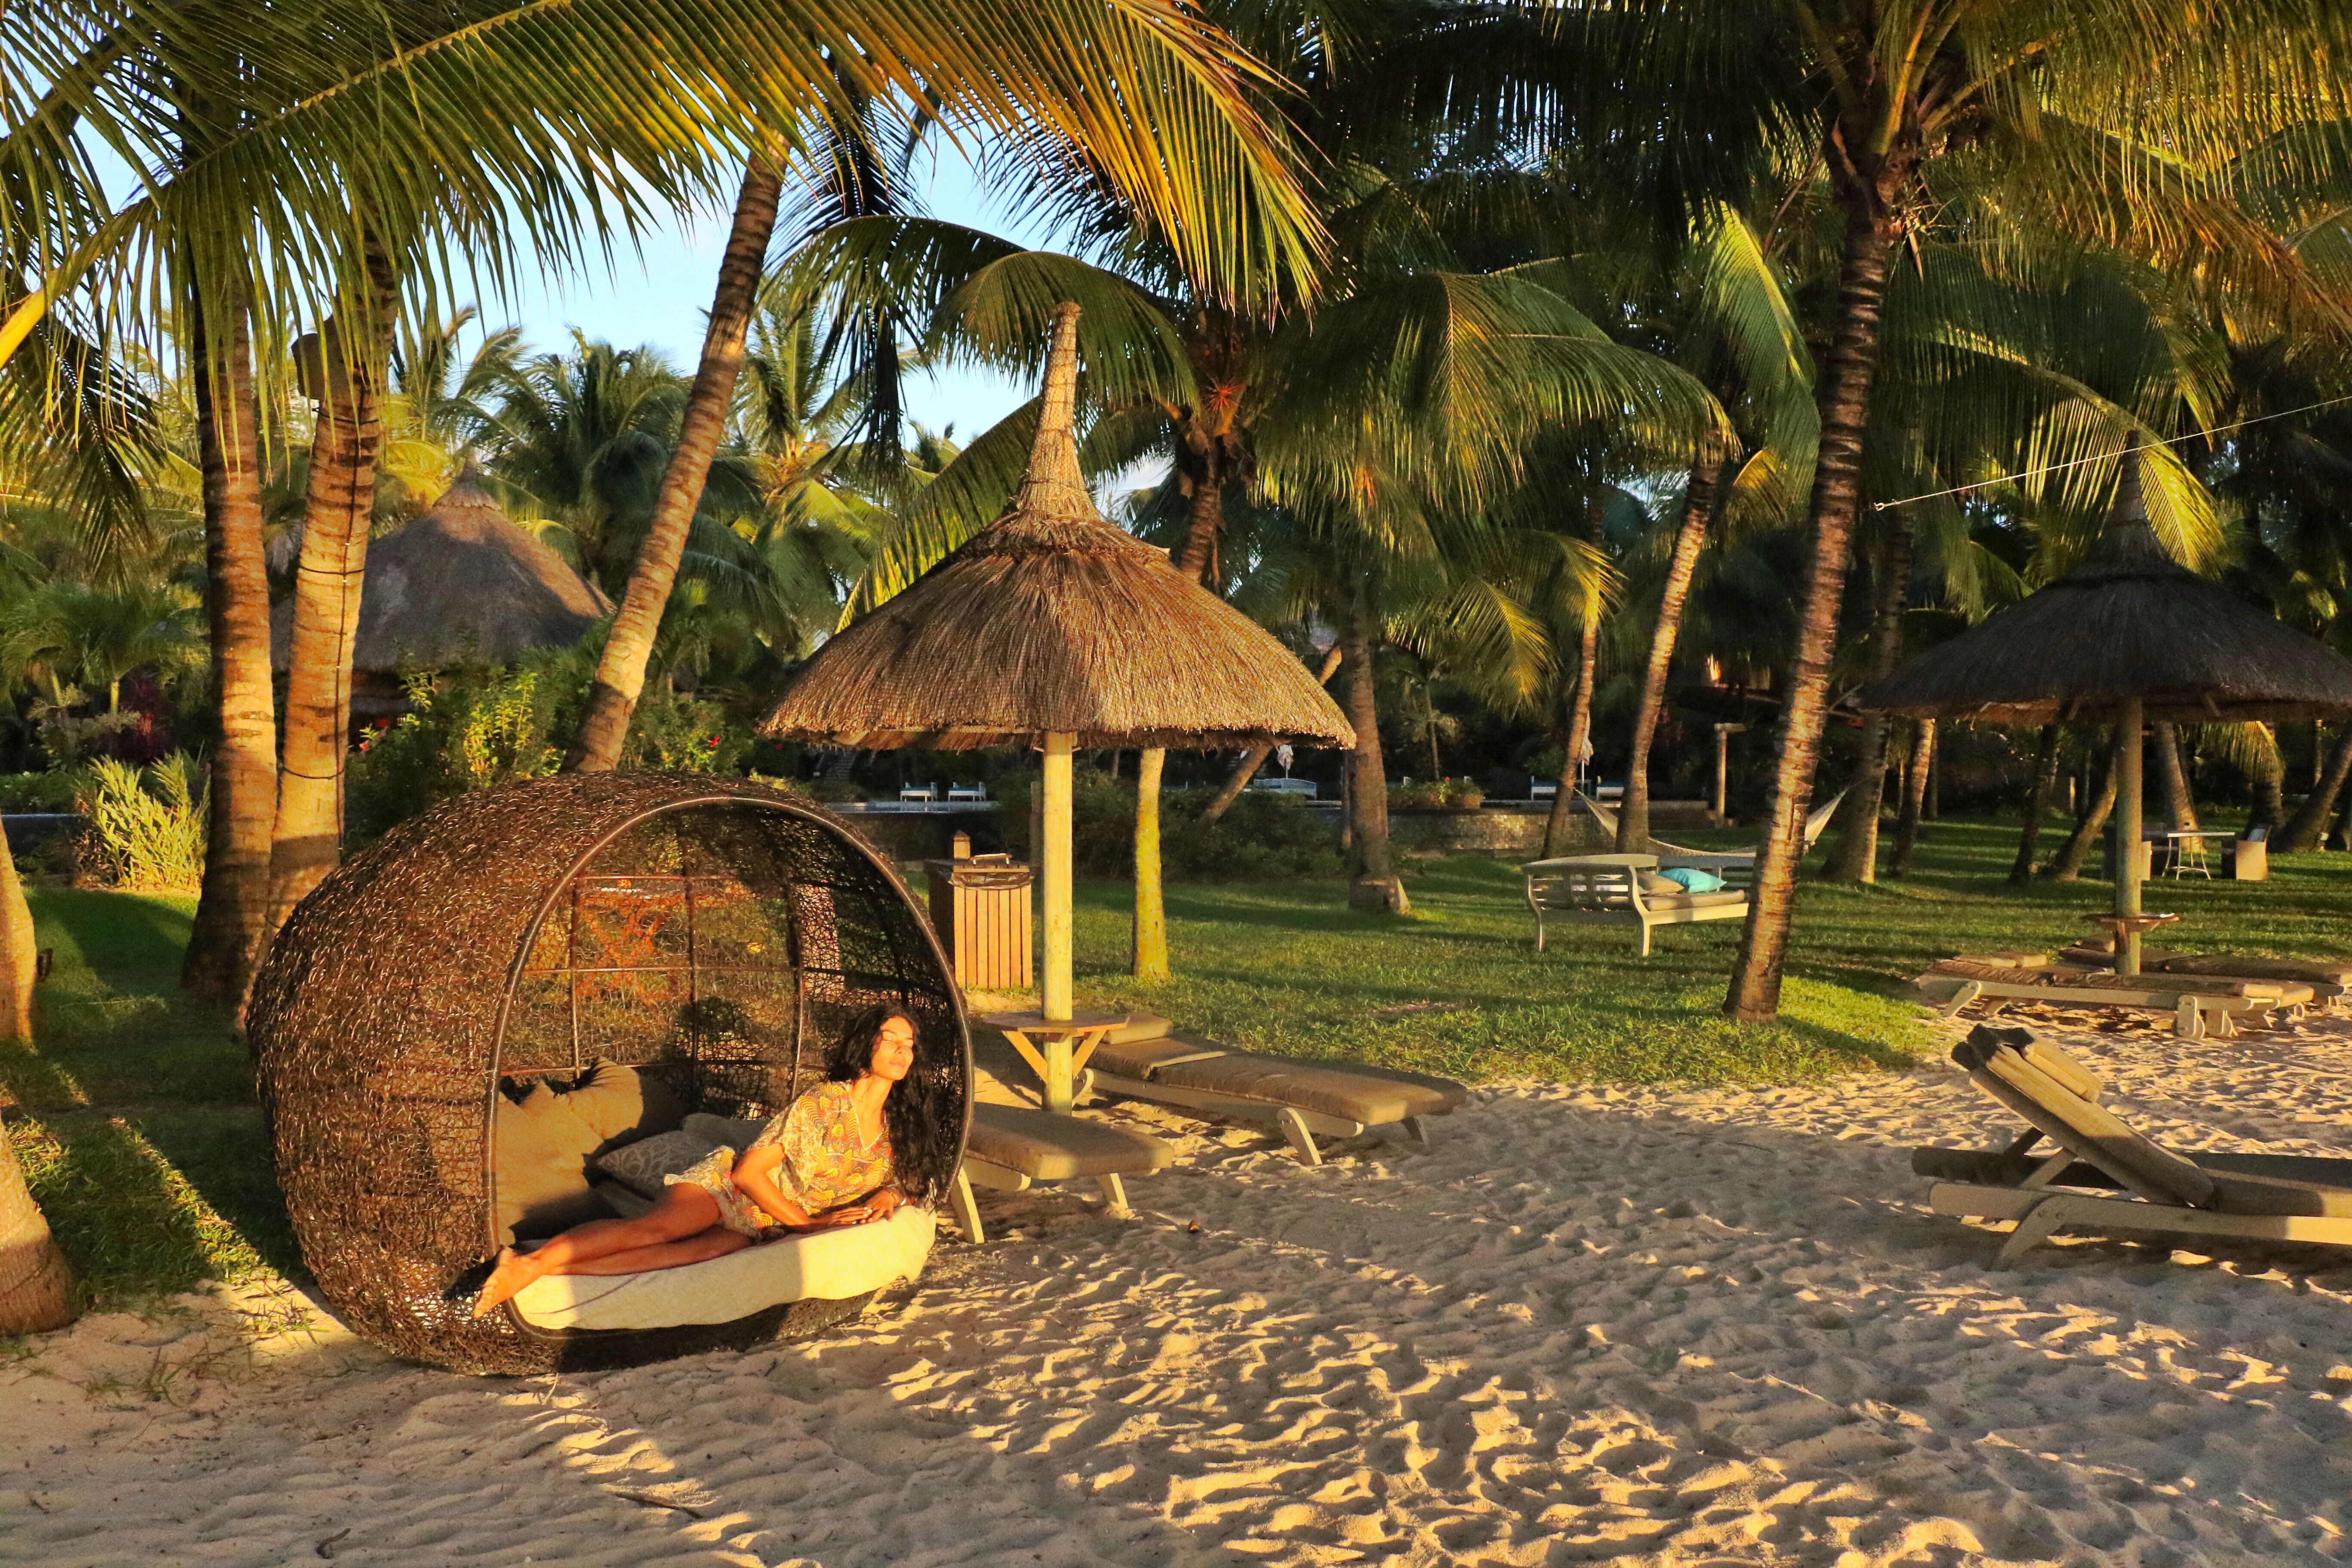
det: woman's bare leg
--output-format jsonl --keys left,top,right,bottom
{"left": 534, "top": 1228, "right": 749, "bottom": 1278}
{"left": 475, "top": 1184, "right": 724, "bottom": 1315}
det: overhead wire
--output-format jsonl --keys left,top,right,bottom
{"left": 1871, "top": 389, "right": 2352, "bottom": 511}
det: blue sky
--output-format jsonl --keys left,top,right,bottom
{"left": 484, "top": 148, "right": 1059, "bottom": 443}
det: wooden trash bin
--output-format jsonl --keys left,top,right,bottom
{"left": 2227, "top": 827, "right": 2270, "bottom": 882}
{"left": 924, "top": 852, "right": 1035, "bottom": 991}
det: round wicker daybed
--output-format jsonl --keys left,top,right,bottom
{"left": 248, "top": 772, "right": 971, "bottom": 1375}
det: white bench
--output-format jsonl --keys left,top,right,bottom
{"left": 1521, "top": 852, "right": 1752, "bottom": 957}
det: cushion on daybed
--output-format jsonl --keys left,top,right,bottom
{"left": 595, "top": 1128, "right": 721, "bottom": 1197}
{"left": 965, "top": 1102, "right": 1174, "bottom": 1181}
{"left": 510, "top": 1205, "right": 936, "bottom": 1331}
{"left": 493, "top": 1061, "right": 691, "bottom": 1241}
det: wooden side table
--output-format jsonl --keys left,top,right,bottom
{"left": 982, "top": 1010, "right": 1129, "bottom": 1113}
{"left": 2082, "top": 911, "right": 2179, "bottom": 977}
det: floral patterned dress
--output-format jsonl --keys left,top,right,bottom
{"left": 667, "top": 1081, "right": 896, "bottom": 1237}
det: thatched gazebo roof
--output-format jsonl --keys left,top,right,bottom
{"left": 761, "top": 305, "right": 1352, "bottom": 752}
{"left": 1858, "top": 456, "right": 2352, "bottom": 723}
{"left": 272, "top": 467, "right": 611, "bottom": 674}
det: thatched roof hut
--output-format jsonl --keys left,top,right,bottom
{"left": 272, "top": 468, "right": 610, "bottom": 676}
{"left": 1859, "top": 457, "right": 2352, "bottom": 724}
{"left": 1859, "top": 452, "right": 2352, "bottom": 974}
{"left": 761, "top": 308, "right": 1352, "bottom": 753}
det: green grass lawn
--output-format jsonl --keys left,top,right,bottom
{"left": 9, "top": 814, "right": 2349, "bottom": 1309}
{"left": 1068, "top": 817, "right": 2352, "bottom": 1085}
{"left": 2, "top": 889, "right": 300, "bottom": 1313}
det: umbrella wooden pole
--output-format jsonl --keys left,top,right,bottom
{"left": 1041, "top": 732, "right": 1075, "bottom": 1022}
{"left": 2116, "top": 698, "right": 2144, "bottom": 976}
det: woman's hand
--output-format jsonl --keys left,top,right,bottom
{"left": 808, "top": 1203, "right": 877, "bottom": 1228}
{"left": 867, "top": 1188, "right": 903, "bottom": 1220}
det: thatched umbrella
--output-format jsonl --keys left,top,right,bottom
{"left": 764, "top": 303, "right": 1351, "bottom": 1021}
{"left": 1859, "top": 453, "right": 2352, "bottom": 972}
{"left": 272, "top": 466, "right": 611, "bottom": 696}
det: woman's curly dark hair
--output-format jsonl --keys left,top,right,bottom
{"left": 825, "top": 1003, "right": 956, "bottom": 1203}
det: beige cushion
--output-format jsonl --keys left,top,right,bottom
{"left": 1104, "top": 1013, "right": 1176, "bottom": 1045}
{"left": 1644, "top": 890, "right": 1747, "bottom": 912}
{"left": 493, "top": 1083, "right": 609, "bottom": 1243}
{"left": 964, "top": 1103, "right": 1173, "bottom": 1180}
{"left": 562, "top": 1060, "right": 685, "bottom": 1147}
{"left": 1090, "top": 1032, "right": 1231, "bottom": 1079}
{"left": 1639, "top": 871, "right": 1684, "bottom": 896}
{"left": 513, "top": 1206, "right": 935, "bottom": 1331}
{"left": 594, "top": 1128, "right": 721, "bottom": 1198}
{"left": 1148, "top": 1054, "right": 1464, "bottom": 1126}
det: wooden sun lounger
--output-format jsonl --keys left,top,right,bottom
{"left": 1917, "top": 957, "right": 2312, "bottom": 1038}
{"left": 948, "top": 1101, "right": 1174, "bottom": 1244}
{"left": 2056, "top": 944, "right": 2352, "bottom": 1006}
{"left": 1076, "top": 1016, "right": 1467, "bottom": 1166}
{"left": 1917, "top": 1025, "right": 2352, "bottom": 1266}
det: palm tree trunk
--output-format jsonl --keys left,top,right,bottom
{"left": 1822, "top": 522, "right": 1914, "bottom": 883}
{"left": 1339, "top": 603, "right": 1408, "bottom": 914}
{"left": 2152, "top": 721, "right": 2198, "bottom": 831}
{"left": 2008, "top": 723, "right": 2060, "bottom": 883}
{"left": 2045, "top": 732, "right": 2121, "bottom": 882}
{"left": 2278, "top": 726, "right": 2352, "bottom": 851}
{"left": 567, "top": 154, "right": 782, "bottom": 772}
{"left": 180, "top": 274, "right": 278, "bottom": 1016}
{"left": 1128, "top": 463, "right": 1234, "bottom": 970}
{"left": 1131, "top": 748, "right": 1168, "bottom": 980}
{"left": 269, "top": 245, "right": 398, "bottom": 936}
{"left": 1616, "top": 456, "right": 1721, "bottom": 853}
{"left": 1540, "top": 582, "right": 1604, "bottom": 860}
{"left": 1888, "top": 719, "right": 1934, "bottom": 877}
{"left": 0, "top": 1124, "right": 74, "bottom": 1334}
{"left": 2250, "top": 725, "right": 2284, "bottom": 830}
{"left": 2, "top": 817, "right": 35, "bottom": 1042}
{"left": 1726, "top": 195, "right": 1906, "bottom": 1021}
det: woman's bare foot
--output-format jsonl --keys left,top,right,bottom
{"left": 472, "top": 1246, "right": 541, "bottom": 1318}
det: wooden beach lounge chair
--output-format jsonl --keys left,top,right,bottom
{"left": 1078, "top": 1016, "right": 1468, "bottom": 1166}
{"left": 946, "top": 1102, "right": 1175, "bottom": 1244}
{"left": 1914, "top": 1025, "right": 2352, "bottom": 1266}
{"left": 1916, "top": 956, "right": 2313, "bottom": 1038}
{"left": 2057, "top": 940, "right": 2352, "bottom": 1008}
{"left": 1521, "top": 852, "right": 1752, "bottom": 956}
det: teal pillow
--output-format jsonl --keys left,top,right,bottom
{"left": 1658, "top": 867, "right": 1725, "bottom": 894}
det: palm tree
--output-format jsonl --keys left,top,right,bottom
{"left": 1534, "top": 0, "right": 2352, "bottom": 1018}
{"left": 561, "top": 4, "right": 1332, "bottom": 771}
{"left": 0, "top": 814, "right": 75, "bottom": 1332}
{"left": 1614, "top": 208, "right": 1816, "bottom": 851}
{"left": 270, "top": 242, "right": 401, "bottom": 931}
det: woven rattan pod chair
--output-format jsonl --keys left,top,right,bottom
{"left": 249, "top": 772, "right": 970, "bottom": 1375}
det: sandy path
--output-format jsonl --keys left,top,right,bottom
{"left": 9, "top": 1021, "right": 2352, "bottom": 1567}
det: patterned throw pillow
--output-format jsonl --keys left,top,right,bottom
{"left": 594, "top": 1129, "right": 720, "bottom": 1198}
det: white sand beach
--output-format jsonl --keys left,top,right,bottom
{"left": 10, "top": 1017, "right": 2352, "bottom": 1568}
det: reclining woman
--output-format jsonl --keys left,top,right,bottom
{"left": 475, "top": 1005, "right": 920, "bottom": 1317}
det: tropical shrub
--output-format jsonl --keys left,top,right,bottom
{"left": 346, "top": 666, "right": 566, "bottom": 841}
{"left": 1388, "top": 778, "right": 1485, "bottom": 809}
{"left": 74, "top": 753, "right": 207, "bottom": 890}
{"left": 994, "top": 771, "right": 1343, "bottom": 882}
{"left": 0, "top": 773, "right": 79, "bottom": 812}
